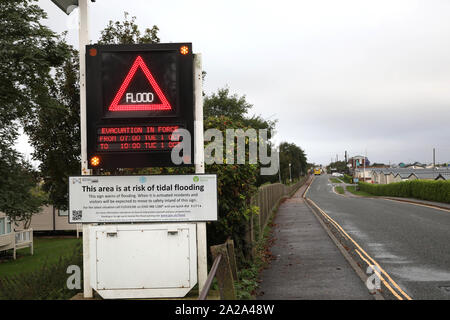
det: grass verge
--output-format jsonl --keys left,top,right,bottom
{"left": 335, "top": 186, "right": 345, "bottom": 194}
{"left": 0, "top": 237, "right": 83, "bottom": 300}
{"left": 330, "top": 178, "right": 342, "bottom": 184}
{"left": 0, "top": 238, "right": 82, "bottom": 277}
{"left": 346, "top": 186, "right": 374, "bottom": 197}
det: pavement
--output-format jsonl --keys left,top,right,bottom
{"left": 307, "top": 174, "right": 450, "bottom": 300}
{"left": 257, "top": 181, "right": 374, "bottom": 300}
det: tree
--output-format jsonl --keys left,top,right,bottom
{"left": 98, "top": 12, "right": 160, "bottom": 44}
{"left": 279, "top": 142, "right": 307, "bottom": 184}
{"left": 23, "top": 48, "right": 81, "bottom": 209}
{"left": 204, "top": 87, "right": 278, "bottom": 186}
{"left": 0, "top": 147, "right": 46, "bottom": 228}
{"left": 23, "top": 12, "right": 161, "bottom": 209}
{"left": 0, "top": 0, "right": 68, "bottom": 219}
{"left": 204, "top": 87, "right": 252, "bottom": 120}
{"left": 204, "top": 87, "right": 276, "bottom": 131}
{"left": 203, "top": 116, "right": 259, "bottom": 262}
{"left": 327, "top": 160, "right": 350, "bottom": 174}
{"left": 0, "top": 0, "right": 68, "bottom": 135}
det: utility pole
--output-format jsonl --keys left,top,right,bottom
{"left": 433, "top": 148, "right": 436, "bottom": 168}
{"left": 363, "top": 151, "right": 366, "bottom": 183}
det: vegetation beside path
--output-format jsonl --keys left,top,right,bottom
{"left": 358, "top": 180, "right": 450, "bottom": 204}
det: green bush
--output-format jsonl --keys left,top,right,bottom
{"left": 358, "top": 180, "right": 450, "bottom": 203}
{"left": 204, "top": 116, "right": 259, "bottom": 265}
{"left": 0, "top": 243, "right": 82, "bottom": 300}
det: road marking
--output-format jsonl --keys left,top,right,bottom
{"left": 306, "top": 197, "right": 412, "bottom": 300}
{"left": 314, "top": 205, "right": 349, "bottom": 241}
{"left": 382, "top": 198, "right": 450, "bottom": 213}
{"left": 354, "top": 249, "right": 403, "bottom": 300}
{"left": 331, "top": 185, "right": 348, "bottom": 198}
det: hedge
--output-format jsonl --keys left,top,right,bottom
{"left": 358, "top": 180, "right": 450, "bottom": 203}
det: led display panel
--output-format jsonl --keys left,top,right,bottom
{"left": 85, "top": 43, "right": 194, "bottom": 169}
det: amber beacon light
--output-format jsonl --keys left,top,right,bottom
{"left": 180, "top": 45, "right": 189, "bottom": 55}
{"left": 90, "top": 156, "right": 100, "bottom": 167}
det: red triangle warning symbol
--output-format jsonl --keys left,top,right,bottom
{"left": 108, "top": 56, "right": 172, "bottom": 112}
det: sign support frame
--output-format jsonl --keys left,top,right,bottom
{"left": 193, "top": 54, "right": 207, "bottom": 295}
{"left": 78, "top": 0, "right": 94, "bottom": 299}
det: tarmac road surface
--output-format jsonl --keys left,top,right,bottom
{"left": 307, "top": 174, "right": 450, "bottom": 300}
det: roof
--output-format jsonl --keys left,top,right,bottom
{"left": 370, "top": 167, "right": 450, "bottom": 180}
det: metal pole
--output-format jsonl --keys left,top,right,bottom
{"left": 193, "top": 54, "right": 207, "bottom": 295}
{"left": 363, "top": 154, "right": 366, "bottom": 183}
{"left": 433, "top": 148, "right": 435, "bottom": 168}
{"left": 278, "top": 147, "right": 281, "bottom": 183}
{"left": 289, "top": 163, "right": 292, "bottom": 183}
{"left": 78, "top": 0, "right": 93, "bottom": 299}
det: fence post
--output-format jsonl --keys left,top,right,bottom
{"left": 244, "top": 197, "right": 254, "bottom": 260}
{"left": 210, "top": 243, "right": 236, "bottom": 300}
{"left": 258, "top": 191, "right": 263, "bottom": 236}
{"left": 226, "top": 239, "right": 238, "bottom": 281}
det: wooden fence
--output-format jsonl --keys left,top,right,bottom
{"left": 199, "top": 238, "right": 238, "bottom": 300}
{"left": 246, "top": 176, "right": 310, "bottom": 257}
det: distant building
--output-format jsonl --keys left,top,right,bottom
{"left": 370, "top": 168, "right": 449, "bottom": 184}
{"left": 354, "top": 169, "right": 372, "bottom": 182}
{"left": 2, "top": 206, "right": 79, "bottom": 233}
{"left": 348, "top": 156, "right": 369, "bottom": 169}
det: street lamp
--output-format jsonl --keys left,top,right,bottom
{"left": 289, "top": 163, "right": 292, "bottom": 183}
{"left": 50, "top": 0, "right": 96, "bottom": 14}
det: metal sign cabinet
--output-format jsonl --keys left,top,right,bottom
{"left": 89, "top": 223, "right": 197, "bottom": 299}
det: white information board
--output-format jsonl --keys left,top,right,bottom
{"left": 69, "top": 175, "right": 217, "bottom": 223}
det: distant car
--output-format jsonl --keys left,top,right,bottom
{"left": 332, "top": 172, "right": 343, "bottom": 177}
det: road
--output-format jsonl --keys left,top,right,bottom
{"left": 307, "top": 174, "right": 450, "bottom": 300}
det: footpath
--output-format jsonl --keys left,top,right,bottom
{"left": 257, "top": 182, "right": 374, "bottom": 300}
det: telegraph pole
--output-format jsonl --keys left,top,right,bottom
{"left": 433, "top": 148, "right": 436, "bottom": 168}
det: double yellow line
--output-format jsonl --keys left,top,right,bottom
{"left": 303, "top": 179, "right": 412, "bottom": 300}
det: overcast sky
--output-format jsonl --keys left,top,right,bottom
{"left": 16, "top": 0, "right": 450, "bottom": 166}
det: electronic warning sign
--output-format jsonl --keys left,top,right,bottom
{"left": 85, "top": 43, "right": 194, "bottom": 169}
